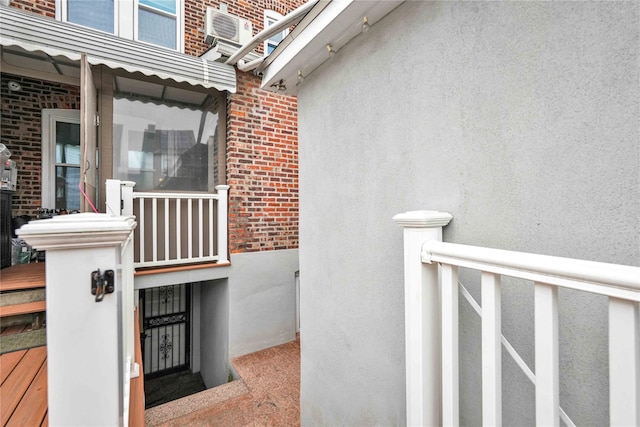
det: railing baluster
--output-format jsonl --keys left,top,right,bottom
{"left": 441, "top": 264, "right": 459, "bottom": 426}
{"left": 164, "top": 197, "right": 169, "bottom": 261}
{"left": 176, "top": 199, "right": 181, "bottom": 260}
{"left": 481, "top": 272, "right": 502, "bottom": 427}
{"left": 138, "top": 197, "right": 145, "bottom": 263}
{"left": 198, "top": 198, "right": 203, "bottom": 258}
{"left": 187, "top": 198, "right": 193, "bottom": 260}
{"left": 534, "top": 282, "right": 559, "bottom": 427}
{"left": 609, "top": 297, "right": 639, "bottom": 426}
{"left": 216, "top": 185, "right": 230, "bottom": 264}
{"left": 209, "top": 198, "right": 214, "bottom": 257}
{"left": 152, "top": 197, "right": 158, "bottom": 263}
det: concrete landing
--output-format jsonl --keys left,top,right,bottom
{"left": 145, "top": 336, "right": 301, "bottom": 426}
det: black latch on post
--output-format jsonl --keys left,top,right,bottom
{"left": 91, "top": 269, "right": 115, "bottom": 302}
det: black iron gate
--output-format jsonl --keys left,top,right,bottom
{"left": 141, "top": 283, "right": 191, "bottom": 379}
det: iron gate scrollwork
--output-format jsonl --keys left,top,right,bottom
{"left": 141, "top": 283, "right": 191, "bottom": 378}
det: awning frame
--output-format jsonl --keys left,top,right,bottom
{"left": 0, "top": 5, "right": 236, "bottom": 93}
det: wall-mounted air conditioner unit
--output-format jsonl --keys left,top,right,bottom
{"left": 205, "top": 8, "right": 252, "bottom": 46}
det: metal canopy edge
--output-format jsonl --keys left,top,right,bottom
{"left": 0, "top": 6, "right": 236, "bottom": 93}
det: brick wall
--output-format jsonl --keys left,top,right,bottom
{"left": 226, "top": 71, "right": 298, "bottom": 252}
{"left": 8, "top": 0, "right": 55, "bottom": 17}
{"left": 0, "top": 73, "right": 80, "bottom": 216}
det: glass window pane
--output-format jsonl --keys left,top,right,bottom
{"left": 139, "top": 0, "right": 176, "bottom": 14}
{"left": 113, "top": 98, "right": 218, "bottom": 192}
{"left": 55, "top": 166, "right": 80, "bottom": 210}
{"left": 68, "top": 0, "right": 114, "bottom": 33}
{"left": 139, "top": 9, "right": 176, "bottom": 49}
{"left": 55, "top": 122, "right": 80, "bottom": 164}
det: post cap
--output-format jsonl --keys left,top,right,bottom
{"left": 393, "top": 210, "right": 453, "bottom": 228}
{"left": 17, "top": 213, "right": 136, "bottom": 250}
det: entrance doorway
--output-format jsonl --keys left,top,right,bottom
{"left": 141, "top": 283, "right": 191, "bottom": 378}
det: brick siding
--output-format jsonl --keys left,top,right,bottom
{"left": 8, "top": 0, "right": 55, "bottom": 17}
{"left": 226, "top": 71, "right": 298, "bottom": 252}
{"left": 0, "top": 74, "right": 80, "bottom": 217}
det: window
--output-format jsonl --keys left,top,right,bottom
{"left": 58, "top": 0, "right": 183, "bottom": 51}
{"left": 113, "top": 98, "right": 219, "bottom": 192}
{"left": 263, "top": 10, "right": 288, "bottom": 55}
{"left": 137, "top": 0, "right": 178, "bottom": 49}
{"left": 66, "top": 0, "right": 114, "bottom": 33}
{"left": 42, "top": 110, "right": 82, "bottom": 210}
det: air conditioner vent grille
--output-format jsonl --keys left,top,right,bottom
{"left": 212, "top": 14, "right": 238, "bottom": 41}
{"left": 205, "top": 8, "right": 252, "bottom": 46}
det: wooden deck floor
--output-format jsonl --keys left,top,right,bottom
{"left": 0, "top": 344, "right": 48, "bottom": 426}
{"left": 0, "top": 263, "right": 48, "bottom": 426}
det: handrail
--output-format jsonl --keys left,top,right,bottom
{"left": 133, "top": 191, "right": 220, "bottom": 200}
{"left": 395, "top": 211, "right": 639, "bottom": 427}
{"left": 422, "top": 239, "right": 639, "bottom": 427}
{"left": 422, "top": 240, "right": 640, "bottom": 295}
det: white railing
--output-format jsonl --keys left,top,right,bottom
{"left": 106, "top": 180, "right": 229, "bottom": 269}
{"left": 395, "top": 210, "right": 640, "bottom": 427}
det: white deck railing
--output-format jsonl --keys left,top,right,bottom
{"left": 395, "top": 210, "right": 640, "bottom": 427}
{"left": 106, "top": 180, "right": 229, "bottom": 269}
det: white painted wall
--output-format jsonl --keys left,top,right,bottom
{"left": 295, "top": 2, "right": 639, "bottom": 425}
{"left": 199, "top": 278, "right": 229, "bottom": 388}
{"left": 229, "top": 249, "right": 299, "bottom": 357}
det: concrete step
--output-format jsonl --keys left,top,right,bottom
{"left": 145, "top": 379, "right": 253, "bottom": 426}
{"left": 0, "top": 288, "right": 46, "bottom": 307}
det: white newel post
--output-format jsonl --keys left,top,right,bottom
{"left": 394, "top": 210, "right": 452, "bottom": 427}
{"left": 106, "top": 179, "right": 136, "bottom": 216}
{"left": 216, "top": 184, "right": 229, "bottom": 264}
{"left": 18, "top": 213, "right": 137, "bottom": 427}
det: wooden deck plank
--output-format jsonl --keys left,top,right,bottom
{"left": 129, "top": 308, "right": 145, "bottom": 427}
{"left": 0, "top": 346, "right": 46, "bottom": 426}
{"left": 0, "top": 301, "right": 46, "bottom": 317}
{"left": 7, "top": 357, "right": 48, "bottom": 427}
{"left": 41, "top": 411, "right": 48, "bottom": 427}
{"left": 0, "top": 349, "right": 27, "bottom": 385}
{"left": 0, "top": 263, "right": 46, "bottom": 292}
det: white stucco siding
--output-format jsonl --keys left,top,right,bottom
{"left": 228, "top": 249, "right": 299, "bottom": 357}
{"left": 297, "top": 2, "right": 638, "bottom": 426}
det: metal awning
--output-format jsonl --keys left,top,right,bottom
{"left": 0, "top": 5, "right": 236, "bottom": 93}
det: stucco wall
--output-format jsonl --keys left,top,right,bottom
{"left": 296, "top": 2, "right": 638, "bottom": 426}
{"left": 199, "top": 279, "right": 230, "bottom": 388}
{"left": 229, "top": 249, "right": 299, "bottom": 357}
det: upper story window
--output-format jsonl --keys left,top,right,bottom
{"left": 66, "top": 0, "right": 114, "bottom": 33}
{"left": 263, "top": 10, "right": 288, "bottom": 55}
{"left": 58, "top": 0, "right": 183, "bottom": 51}
{"left": 137, "top": 0, "right": 178, "bottom": 49}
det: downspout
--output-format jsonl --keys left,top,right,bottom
{"left": 225, "top": 0, "right": 319, "bottom": 70}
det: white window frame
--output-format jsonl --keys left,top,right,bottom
{"left": 56, "top": 0, "right": 184, "bottom": 53}
{"left": 41, "top": 109, "right": 81, "bottom": 210}
{"left": 263, "top": 9, "right": 288, "bottom": 56}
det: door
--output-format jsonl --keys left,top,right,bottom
{"left": 42, "top": 110, "right": 81, "bottom": 211}
{"left": 80, "top": 53, "right": 98, "bottom": 212}
{"left": 141, "top": 283, "right": 191, "bottom": 378}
